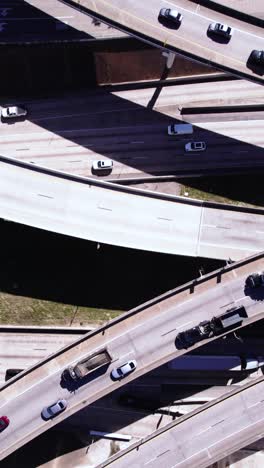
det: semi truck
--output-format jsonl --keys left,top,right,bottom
{"left": 63, "top": 348, "right": 112, "bottom": 381}
{"left": 176, "top": 305, "right": 246, "bottom": 349}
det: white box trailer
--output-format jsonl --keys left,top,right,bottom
{"left": 167, "top": 355, "right": 263, "bottom": 372}
{"left": 168, "top": 123, "right": 193, "bottom": 136}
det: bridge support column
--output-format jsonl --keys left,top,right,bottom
{"left": 162, "top": 51, "right": 176, "bottom": 69}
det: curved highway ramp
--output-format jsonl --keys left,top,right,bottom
{"left": 0, "top": 252, "right": 263, "bottom": 461}
{"left": 0, "top": 154, "right": 264, "bottom": 260}
{"left": 99, "top": 374, "right": 264, "bottom": 468}
{"left": 55, "top": 0, "right": 264, "bottom": 84}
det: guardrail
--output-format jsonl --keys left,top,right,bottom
{"left": 0, "top": 325, "right": 91, "bottom": 335}
{"left": 100, "top": 73, "right": 235, "bottom": 93}
{"left": 1, "top": 249, "right": 263, "bottom": 392}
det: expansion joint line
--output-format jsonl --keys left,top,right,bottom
{"left": 196, "top": 205, "right": 205, "bottom": 257}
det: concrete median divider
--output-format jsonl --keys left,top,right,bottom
{"left": 181, "top": 103, "right": 264, "bottom": 114}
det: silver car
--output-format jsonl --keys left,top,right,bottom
{"left": 1, "top": 106, "right": 27, "bottom": 119}
{"left": 185, "top": 141, "right": 206, "bottom": 152}
{"left": 111, "top": 360, "right": 137, "bottom": 380}
{"left": 41, "top": 399, "right": 67, "bottom": 420}
{"left": 92, "top": 159, "right": 113, "bottom": 171}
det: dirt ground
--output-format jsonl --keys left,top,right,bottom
{"left": 0, "top": 39, "right": 216, "bottom": 98}
{"left": 94, "top": 46, "right": 216, "bottom": 84}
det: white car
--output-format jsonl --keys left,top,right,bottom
{"left": 111, "top": 360, "right": 137, "bottom": 380}
{"left": 208, "top": 23, "right": 233, "bottom": 39}
{"left": 1, "top": 106, "right": 27, "bottom": 119}
{"left": 41, "top": 399, "right": 67, "bottom": 420}
{"left": 159, "top": 8, "right": 183, "bottom": 24}
{"left": 185, "top": 141, "right": 206, "bottom": 152}
{"left": 92, "top": 160, "right": 113, "bottom": 171}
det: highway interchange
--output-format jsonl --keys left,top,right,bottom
{"left": 100, "top": 375, "right": 264, "bottom": 468}
{"left": 1, "top": 328, "right": 263, "bottom": 467}
{"left": 0, "top": 1, "right": 264, "bottom": 467}
{"left": 0, "top": 253, "right": 264, "bottom": 461}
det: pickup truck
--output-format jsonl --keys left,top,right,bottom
{"left": 176, "top": 320, "right": 213, "bottom": 349}
{"left": 63, "top": 348, "right": 112, "bottom": 381}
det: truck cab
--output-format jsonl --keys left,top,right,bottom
{"left": 176, "top": 320, "right": 213, "bottom": 349}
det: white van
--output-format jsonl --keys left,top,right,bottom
{"left": 168, "top": 123, "right": 193, "bottom": 136}
{"left": 167, "top": 355, "right": 263, "bottom": 372}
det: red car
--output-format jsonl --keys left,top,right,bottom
{"left": 0, "top": 416, "right": 9, "bottom": 432}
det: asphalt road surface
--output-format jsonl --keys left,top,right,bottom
{"left": 0, "top": 254, "right": 263, "bottom": 460}
{"left": 0, "top": 80, "right": 263, "bottom": 178}
{"left": 100, "top": 375, "right": 264, "bottom": 468}
{"left": 0, "top": 0, "right": 125, "bottom": 42}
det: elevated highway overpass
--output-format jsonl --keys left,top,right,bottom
{"left": 99, "top": 373, "right": 264, "bottom": 468}
{"left": 55, "top": 0, "right": 264, "bottom": 84}
{"left": 0, "top": 154, "right": 264, "bottom": 260}
{"left": 0, "top": 251, "right": 263, "bottom": 461}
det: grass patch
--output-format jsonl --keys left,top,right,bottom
{"left": 180, "top": 175, "right": 263, "bottom": 208}
{"left": 180, "top": 184, "right": 254, "bottom": 206}
{"left": 0, "top": 292, "right": 122, "bottom": 327}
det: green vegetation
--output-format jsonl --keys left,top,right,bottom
{"left": 180, "top": 184, "right": 253, "bottom": 206}
{"left": 179, "top": 175, "right": 263, "bottom": 208}
{"left": 0, "top": 292, "right": 122, "bottom": 327}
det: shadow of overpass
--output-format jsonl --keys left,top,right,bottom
{"left": 1, "top": 78, "right": 264, "bottom": 183}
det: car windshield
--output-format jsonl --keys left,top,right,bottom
{"left": 130, "top": 362, "right": 135, "bottom": 369}
{"left": 0, "top": 420, "right": 5, "bottom": 428}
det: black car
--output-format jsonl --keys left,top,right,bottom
{"left": 246, "top": 272, "right": 264, "bottom": 288}
{"left": 208, "top": 22, "right": 233, "bottom": 40}
{"left": 176, "top": 320, "right": 213, "bottom": 349}
{"left": 248, "top": 50, "right": 264, "bottom": 67}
